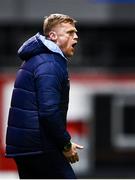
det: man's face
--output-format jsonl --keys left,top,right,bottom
{"left": 50, "top": 22, "right": 78, "bottom": 58}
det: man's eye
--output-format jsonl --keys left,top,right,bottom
{"left": 68, "top": 31, "right": 74, "bottom": 35}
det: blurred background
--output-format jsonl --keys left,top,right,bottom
{"left": 1, "top": 0, "right": 135, "bottom": 178}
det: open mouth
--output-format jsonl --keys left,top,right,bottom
{"left": 72, "top": 42, "right": 77, "bottom": 48}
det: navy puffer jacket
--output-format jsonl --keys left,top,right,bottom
{"left": 6, "top": 33, "right": 71, "bottom": 157}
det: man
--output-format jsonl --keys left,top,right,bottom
{"left": 5, "top": 13, "right": 83, "bottom": 179}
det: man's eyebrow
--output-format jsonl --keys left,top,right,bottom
{"left": 67, "top": 29, "right": 78, "bottom": 33}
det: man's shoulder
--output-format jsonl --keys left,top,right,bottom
{"left": 20, "top": 53, "right": 53, "bottom": 70}
{"left": 20, "top": 52, "right": 67, "bottom": 76}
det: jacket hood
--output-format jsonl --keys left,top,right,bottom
{"left": 18, "top": 33, "right": 67, "bottom": 60}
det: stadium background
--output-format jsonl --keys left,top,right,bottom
{"left": 1, "top": 0, "right": 135, "bottom": 178}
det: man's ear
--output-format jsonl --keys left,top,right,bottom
{"left": 48, "top": 31, "right": 57, "bottom": 41}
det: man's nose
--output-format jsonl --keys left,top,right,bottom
{"left": 74, "top": 33, "right": 78, "bottom": 40}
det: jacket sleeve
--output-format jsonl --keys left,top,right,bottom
{"left": 34, "top": 60, "right": 71, "bottom": 150}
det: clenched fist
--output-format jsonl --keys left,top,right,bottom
{"left": 63, "top": 142, "right": 84, "bottom": 164}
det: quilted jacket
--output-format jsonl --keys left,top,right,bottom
{"left": 6, "top": 33, "right": 71, "bottom": 157}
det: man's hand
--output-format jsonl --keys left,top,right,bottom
{"left": 63, "top": 142, "right": 84, "bottom": 164}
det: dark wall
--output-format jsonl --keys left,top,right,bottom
{"left": 1, "top": 23, "right": 135, "bottom": 73}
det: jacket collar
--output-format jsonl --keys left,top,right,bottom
{"left": 38, "top": 33, "right": 68, "bottom": 61}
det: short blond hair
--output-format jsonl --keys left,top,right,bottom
{"left": 43, "top": 13, "right": 77, "bottom": 37}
